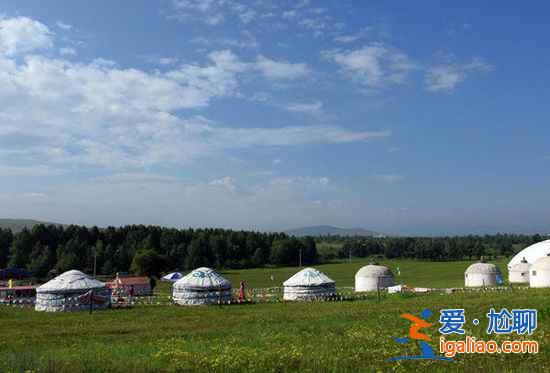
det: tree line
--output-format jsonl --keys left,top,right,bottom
{"left": 333, "top": 234, "right": 548, "bottom": 261}
{"left": 0, "top": 224, "right": 547, "bottom": 279}
{"left": 0, "top": 225, "right": 317, "bottom": 279}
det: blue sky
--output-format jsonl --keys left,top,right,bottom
{"left": 0, "top": 1, "right": 549, "bottom": 235}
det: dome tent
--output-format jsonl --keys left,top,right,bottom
{"left": 464, "top": 262, "right": 502, "bottom": 287}
{"left": 172, "top": 267, "right": 232, "bottom": 305}
{"left": 354, "top": 264, "right": 394, "bottom": 292}
{"left": 529, "top": 255, "right": 550, "bottom": 288}
{"left": 162, "top": 272, "right": 183, "bottom": 282}
{"left": 35, "top": 270, "right": 111, "bottom": 312}
{"left": 508, "top": 240, "right": 550, "bottom": 269}
{"left": 283, "top": 267, "right": 336, "bottom": 301}
{"left": 509, "top": 257, "right": 530, "bottom": 284}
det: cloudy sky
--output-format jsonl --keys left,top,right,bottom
{"left": 1, "top": 1, "right": 549, "bottom": 235}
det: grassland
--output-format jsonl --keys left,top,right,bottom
{"left": 214, "top": 258, "right": 509, "bottom": 290}
{"left": 2, "top": 259, "right": 546, "bottom": 373}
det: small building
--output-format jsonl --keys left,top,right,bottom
{"left": 355, "top": 264, "right": 395, "bottom": 292}
{"left": 173, "top": 267, "right": 232, "bottom": 306}
{"left": 282, "top": 267, "right": 336, "bottom": 301}
{"left": 35, "top": 270, "right": 111, "bottom": 312}
{"left": 107, "top": 275, "right": 151, "bottom": 297}
{"left": 509, "top": 257, "right": 530, "bottom": 284}
{"left": 387, "top": 284, "right": 403, "bottom": 294}
{"left": 529, "top": 255, "right": 550, "bottom": 288}
{"left": 464, "top": 262, "right": 502, "bottom": 287}
{"left": 0, "top": 285, "right": 36, "bottom": 300}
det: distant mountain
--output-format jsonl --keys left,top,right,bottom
{"left": 285, "top": 225, "right": 385, "bottom": 238}
{"left": 0, "top": 219, "right": 63, "bottom": 233}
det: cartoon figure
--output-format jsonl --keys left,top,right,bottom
{"left": 388, "top": 308, "right": 453, "bottom": 361}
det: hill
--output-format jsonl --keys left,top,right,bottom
{"left": 285, "top": 225, "right": 385, "bottom": 237}
{"left": 0, "top": 219, "right": 63, "bottom": 233}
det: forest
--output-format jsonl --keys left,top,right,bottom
{"left": 0, "top": 224, "right": 547, "bottom": 279}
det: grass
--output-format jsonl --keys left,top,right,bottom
{"left": 207, "top": 258, "right": 509, "bottom": 290}
{"left": 2, "top": 258, "right": 545, "bottom": 373}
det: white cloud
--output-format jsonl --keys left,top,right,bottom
{"left": 333, "top": 35, "right": 362, "bottom": 43}
{"left": 255, "top": 55, "right": 311, "bottom": 80}
{"left": 170, "top": 0, "right": 257, "bottom": 26}
{"left": 0, "top": 17, "right": 53, "bottom": 56}
{"left": 282, "top": 10, "right": 297, "bottom": 19}
{"left": 0, "top": 165, "right": 65, "bottom": 177}
{"left": 425, "top": 58, "right": 492, "bottom": 92}
{"left": 238, "top": 9, "right": 256, "bottom": 24}
{"left": 209, "top": 176, "right": 237, "bottom": 191}
{"left": 59, "top": 47, "right": 76, "bottom": 56}
{"left": 194, "top": 31, "right": 259, "bottom": 49}
{"left": 157, "top": 57, "right": 178, "bottom": 65}
{"left": 0, "top": 17, "right": 388, "bottom": 173}
{"left": 323, "top": 43, "right": 416, "bottom": 89}
{"left": 1, "top": 172, "right": 347, "bottom": 230}
{"left": 285, "top": 100, "right": 323, "bottom": 115}
{"left": 56, "top": 21, "right": 72, "bottom": 30}
{"left": 371, "top": 174, "right": 405, "bottom": 183}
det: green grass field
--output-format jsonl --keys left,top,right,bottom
{"left": 200, "top": 258, "right": 509, "bottom": 290}
{"left": 3, "top": 259, "right": 547, "bottom": 373}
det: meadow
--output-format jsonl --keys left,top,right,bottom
{"left": 2, "top": 259, "right": 547, "bottom": 373}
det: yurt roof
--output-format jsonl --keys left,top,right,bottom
{"left": 465, "top": 262, "right": 500, "bottom": 274}
{"left": 37, "top": 270, "right": 106, "bottom": 294}
{"left": 283, "top": 267, "right": 335, "bottom": 287}
{"left": 531, "top": 255, "right": 550, "bottom": 271}
{"left": 174, "top": 267, "right": 231, "bottom": 290}
{"left": 508, "top": 240, "right": 550, "bottom": 269}
{"left": 355, "top": 264, "right": 393, "bottom": 278}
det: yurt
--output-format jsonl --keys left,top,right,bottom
{"left": 282, "top": 267, "right": 336, "bottom": 301}
{"left": 508, "top": 257, "right": 530, "bottom": 284}
{"left": 162, "top": 272, "right": 183, "bottom": 282}
{"left": 35, "top": 270, "right": 111, "bottom": 312}
{"left": 355, "top": 264, "right": 394, "bottom": 292}
{"left": 508, "top": 239, "right": 550, "bottom": 268}
{"left": 464, "top": 262, "right": 502, "bottom": 287}
{"left": 529, "top": 254, "right": 550, "bottom": 288}
{"left": 172, "top": 267, "right": 232, "bottom": 305}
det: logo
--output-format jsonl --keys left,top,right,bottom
{"left": 388, "top": 308, "right": 453, "bottom": 361}
{"left": 389, "top": 307, "right": 539, "bottom": 361}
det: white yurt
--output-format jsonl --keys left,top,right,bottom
{"left": 35, "top": 270, "right": 111, "bottom": 312}
{"left": 354, "top": 264, "right": 394, "bottom": 292}
{"left": 172, "top": 267, "right": 232, "bottom": 305}
{"left": 508, "top": 257, "right": 530, "bottom": 284}
{"left": 464, "top": 262, "right": 502, "bottom": 287}
{"left": 529, "top": 255, "right": 550, "bottom": 288}
{"left": 508, "top": 240, "right": 550, "bottom": 269}
{"left": 283, "top": 267, "right": 336, "bottom": 301}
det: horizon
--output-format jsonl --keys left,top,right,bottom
{"left": 1, "top": 1, "right": 549, "bottom": 235}
{"left": 1, "top": 218, "right": 548, "bottom": 238}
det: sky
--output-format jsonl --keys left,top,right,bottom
{"left": 0, "top": 1, "right": 549, "bottom": 235}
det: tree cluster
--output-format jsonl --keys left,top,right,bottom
{"left": 0, "top": 225, "right": 317, "bottom": 279}
{"left": 335, "top": 234, "right": 547, "bottom": 261}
